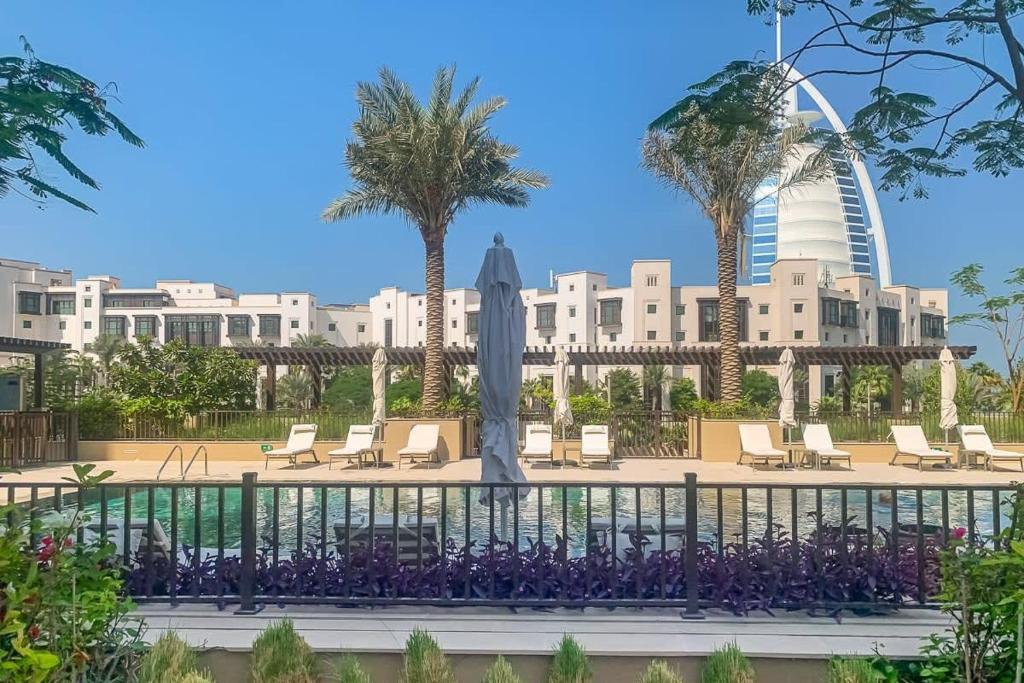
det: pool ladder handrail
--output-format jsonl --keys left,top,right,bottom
{"left": 156, "top": 444, "right": 209, "bottom": 480}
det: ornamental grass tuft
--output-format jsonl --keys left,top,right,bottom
{"left": 548, "top": 635, "right": 592, "bottom": 683}
{"left": 336, "top": 653, "right": 372, "bottom": 683}
{"left": 482, "top": 655, "right": 523, "bottom": 683}
{"left": 138, "top": 631, "right": 205, "bottom": 683}
{"left": 402, "top": 629, "right": 455, "bottom": 683}
{"left": 827, "top": 657, "right": 882, "bottom": 683}
{"left": 638, "top": 659, "right": 684, "bottom": 683}
{"left": 251, "top": 619, "right": 318, "bottom": 683}
{"left": 701, "top": 644, "right": 753, "bottom": 683}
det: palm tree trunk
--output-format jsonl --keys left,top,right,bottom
{"left": 717, "top": 224, "right": 742, "bottom": 401}
{"left": 422, "top": 234, "right": 446, "bottom": 414}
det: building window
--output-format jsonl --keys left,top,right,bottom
{"left": 451, "top": 319, "right": 458, "bottom": 329}
{"left": 385, "top": 302, "right": 391, "bottom": 309}
{"left": 878, "top": 307, "right": 900, "bottom": 346}
{"left": 674, "top": 331, "right": 684, "bottom": 342}
{"left": 840, "top": 301, "right": 858, "bottom": 327}
{"left": 824, "top": 332, "right": 830, "bottom": 341}
{"left": 17, "top": 292, "right": 41, "bottom": 315}
{"left": 84, "top": 321, "right": 92, "bottom": 330}
{"left": 166, "top": 315, "right": 220, "bottom": 346}
{"left": 84, "top": 286, "right": 91, "bottom": 292}
{"left": 646, "top": 303, "right": 657, "bottom": 314}
{"left": 794, "top": 330, "right": 804, "bottom": 340}
{"left": 227, "top": 316, "right": 251, "bottom": 337}
{"left": 22, "top": 320, "right": 31, "bottom": 329}
{"left": 466, "top": 312, "right": 479, "bottom": 334}
{"left": 792, "top": 273, "right": 805, "bottom": 286}
{"left": 569, "top": 333, "right": 577, "bottom": 342}
{"left": 418, "top": 320, "right": 423, "bottom": 327}
{"left": 104, "top": 294, "right": 165, "bottom": 308}
{"left": 568, "top": 284, "right": 575, "bottom": 292}
{"left": 103, "top": 316, "right": 126, "bottom": 338}
{"left": 759, "top": 331, "right": 769, "bottom": 341}
{"left": 288, "top": 319, "right": 299, "bottom": 329}
{"left": 84, "top": 297, "right": 92, "bottom": 308}
{"left": 592, "top": 284, "right": 597, "bottom": 291}
{"left": 698, "top": 299, "right": 748, "bottom": 342}
{"left": 328, "top": 322, "right": 337, "bottom": 332}
{"left": 675, "top": 305, "right": 685, "bottom": 315}
{"left": 134, "top": 316, "right": 157, "bottom": 339}
{"left": 609, "top": 332, "right": 617, "bottom": 342}
{"left": 843, "top": 334, "right": 848, "bottom": 343}
{"left": 58, "top": 320, "right": 66, "bottom": 331}
{"left": 646, "top": 275, "right": 658, "bottom": 287}
{"left": 793, "top": 302, "right": 804, "bottom": 313}
{"left": 599, "top": 299, "right": 622, "bottom": 325}
{"left": 536, "top": 304, "right": 556, "bottom": 330}
{"left": 48, "top": 296, "right": 75, "bottom": 315}
{"left": 258, "top": 315, "right": 281, "bottom": 336}
{"left": 569, "top": 306, "right": 576, "bottom": 318}
{"left": 647, "top": 330, "right": 657, "bottom": 341}
{"left": 759, "top": 304, "right": 769, "bottom": 315}
{"left": 357, "top": 323, "right": 366, "bottom": 333}
{"left": 821, "top": 298, "right": 840, "bottom": 326}
{"left": 292, "top": 299, "right": 299, "bottom": 306}
{"left": 384, "top": 319, "right": 393, "bottom": 347}
{"left": 544, "top": 336, "right": 552, "bottom": 344}
{"left": 922, "top": 313, "right": 945, "bottom": 339}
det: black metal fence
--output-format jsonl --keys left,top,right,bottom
{"left": 8, "top": 475, "right": 1017, "bottom": 614}
{"left": 0, "top": 411, "right": 78, "bottom": 467}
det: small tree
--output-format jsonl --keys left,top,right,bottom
{"left": 250, "top": 619, "right": 317, "bottom": 683}
{"left": 741, "top": 369, "right": 779, "bottom": 407}
{"left": 670, "top": 377, "right": 699, "bottom": 412}
{"left": 401, "top": 630, "right": 454, "bottom": 683}
{"left": 949, "top": 264, "right": 1024, "bottom": 412}
{"left": 642, "top": 365, "right": 671, "bottom": 411}
{"left": 602, "top": 368, "right": 642, "bottom": 409}
{"left": 548, "top": 635, "right": 591, "bottom": 683}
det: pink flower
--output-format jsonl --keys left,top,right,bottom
{"left": 38, "top": 536, "right": 55, "bottom": 562}
{"left": 27, "top": 624, "right": 40, "bottom": 640}
{"left": 952, "top": 527, "right": 967, "bottom": 540}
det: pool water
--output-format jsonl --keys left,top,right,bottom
{"left": 70, "top": 484, "right": 1013, "bottom": 555}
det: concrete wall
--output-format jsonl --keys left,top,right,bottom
{"left": 198, "top": 650, "right": 831, "bottom": 683}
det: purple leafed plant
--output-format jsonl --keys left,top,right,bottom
{"left": 125, "top": 525, "right": 941, "bottom": 614}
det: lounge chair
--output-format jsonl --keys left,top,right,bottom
{"left": 83, "top": 518, "right": 172, "bottom": 561}
{"left": 588, "top": 515, "right": 686, "bottom": 557}
{"left": 327, "top": 424, "right": 381, "bottom": 469}
{"left": 958, "top": 424, "right": 1024, "bottom": 471}
{"left": 520, "top": 423, "right": 553, "bottom": 463}
{"left": 397, "top": 424, "right": 440, "bottom": 468}
{"left": 890, "top": 425, "right": 954, "bottom": 470}
{"left": 264, "top": 423, "right": 318, "bottom": 469}
{"left": 580, "top": 425, "right": 613, "bottom": 466}
{"left": 738, "top": 423, "right": 788, "bottom": 468}
{"left": 334, "top": 514, "right": 439, "bottom": 564}
{"left": 801, "top": 424, "right": 853, "bottom": 469}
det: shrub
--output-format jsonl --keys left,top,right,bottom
{"left": 482, "top": 655, "right": 522, "bottom": 683}
{"left": 178, "top": 673, "right": 216, "bottom": 683}
{"left": 638, "top": 659, "right": 684, "bottom": 683}
{"left": 139, "top": 632, "right": 203, "bottom": 683}
{"left": 741, "top": 369, "right": 779, "bottom": 407}
{"left": 701, "top": 644, "right": 752, "bottom": 683}
{"left": 402, "top": 629, "right": 454, "bottom": 683}
{"left": 827, "top": 657, "right": 880, "bottom": 682}
{"left": 548, "top": 635, "right": 591, "bottom": 683}
{"left": 336, "top": 654, "right": 372, "bottom": 683}
{"left": 251, "top": 619, "right": 318, "bottom": 683}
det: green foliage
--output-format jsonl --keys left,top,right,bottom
{"left": 548, "top": 635, "right": 592, "bottom": 683}
{"left": 669, "top": 377, "right": 699, "bottom": 412}
{"left": 827, "top": 657, "right": 880, "bottom": 683}
{"left": 325, "top": 366, "right": 373, "bottom": 411}
{"left": 740, "top": 369, "right": 778, "bottom": 407}
{"left": 851, "top": 366, "right": 891, "bottom": 413}
{"left": 568, "top": 394, "right": 611, "bottom": 427}
{"left": 701, "top": 644, "right": 753, "bottom": 683}
{"left": 138, "top": 632, "right": 205, "bottom": 683}
{"left": 0, "top": 465, "right": 143, "bottom": 681}
{"left": 388, "top": 396, "right": 421, "bottom": 417}
{"left": 521, "top": 377, "right": 553, "bottom": 410}
{"left": 0, "top": 36, "right": 143, "bottom": 212}
{"left": 277, "top": 370, "right": 315, "bottom": 410}
{"left": 250, "top": 619, "right": 318, "bottom": 683}
{"left": 401, "top": 629, "right": 454, "bottom": 683}
{"left": 336, "top": 654, "right": 371, "bottom": 683}
{"left": 482, "top": 655, "right": 522, "bottom": 683}
{"left": 177, "top": 673, "right": 215, "bottom": 683}
{"left": 638, "top": 659, "right": 684, "bottom": 683}
{"left": 110, "top": 338, "right": 258, "bottom": 418}
{"left": 692, "top": 399, "right": 772, "bottom": 420}
{"left": 72, "top": 387, "right": 124, "bottom": 439}
{"left": 811, "top": 394, "right": 843, "bottom": 417}
{"left": 602, "top": 368, "right": 642, "bottom": 409}
{"left": 388, "top": 378, "right": 423, "bottom": 407}
{"left": 949, "top": 263, "right": 1024, "bottom": 412}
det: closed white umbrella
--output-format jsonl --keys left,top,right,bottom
{"left": 371, "top": 348, "right": 387, "bottom": 436}
{"left": 476, "top": 234, "right": 529, "bottom": 517}
{"left": 778, "top": 348, "right": 797, "bottom": 430}
{"left": 939, "top": 347, "right": 959, "bottom": 439}
{"left": 553, "top": 346, "right": 573, "bottom": 437}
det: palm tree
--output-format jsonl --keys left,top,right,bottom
{"left": 641, "top": 365, "right": 670, "bottom": 411}
{"left": 321, "top": 66, "right": 548, "bottom": 414}
{"left": 293, "top": 333, "right": 331, "bottom": 348}
{"left": 852, "top": 366, "right": 892, "bottom": 415}
{"left": 643, "top": 64, "right": 829, "bottom": 400}
{"left": 277, "top": 371, "right": 314, "bottom": 410}
{"left": 87, "top": 334, "right": 124, "bottom": 386}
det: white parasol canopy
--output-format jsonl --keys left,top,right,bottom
{"left": 371, "top": 347, "right": 387, "bottom": 432}
{"left": 777, "top": 348, "right": 797, "bottom": 429}
{"left": 552, "top": 346, "right": 573, "bottom": 429}
{"left": 939, "top": 346, "right": 959, "bottom": 432}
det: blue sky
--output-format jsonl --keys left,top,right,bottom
{"left": 0, "top": 2, "right": 1018, "bottom": 366}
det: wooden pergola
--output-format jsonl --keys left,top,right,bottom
{"left": 233, "top": 343, "right": 976, "bottom": 411}
{"left": 0, "top": 336, "right": 72, "bottom": 409}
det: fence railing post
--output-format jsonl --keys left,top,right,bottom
{"left": 683, "top": 472, "right": 703, "bottom": 619}
{"left": 236, "top": 471, "right": 260, "bottom": 614}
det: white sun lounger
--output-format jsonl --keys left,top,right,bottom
{"left": 890, "top": 425, "right": 954, "bottom": 470}
{"left": 580, "top": 425, "right": 613, "bottom": 466}
{"left": 958, "top": 424, "right": 1024, "bottom": 471}
{"left": 801, "top": 424, "right": 853, "bottom": 469}
{"left": 334, "top": 514, "right": 439, "bottom": 564}
{"left": 738, "top": 423, "right": 787, "bottom": 468}
{"left": 397, "top": 424, "right": 440, "bottom": 468}
{"left": 264, "top": 423, "right": 319, "bottom": 468}
{"left": 83, "top": 517, "right": 172, "bottom": 561}
{"left": 520, "top": 423, "right": 553, "bottom": 463}
{"left": 327, "top": 424, "right": 381, "bottom": 469}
